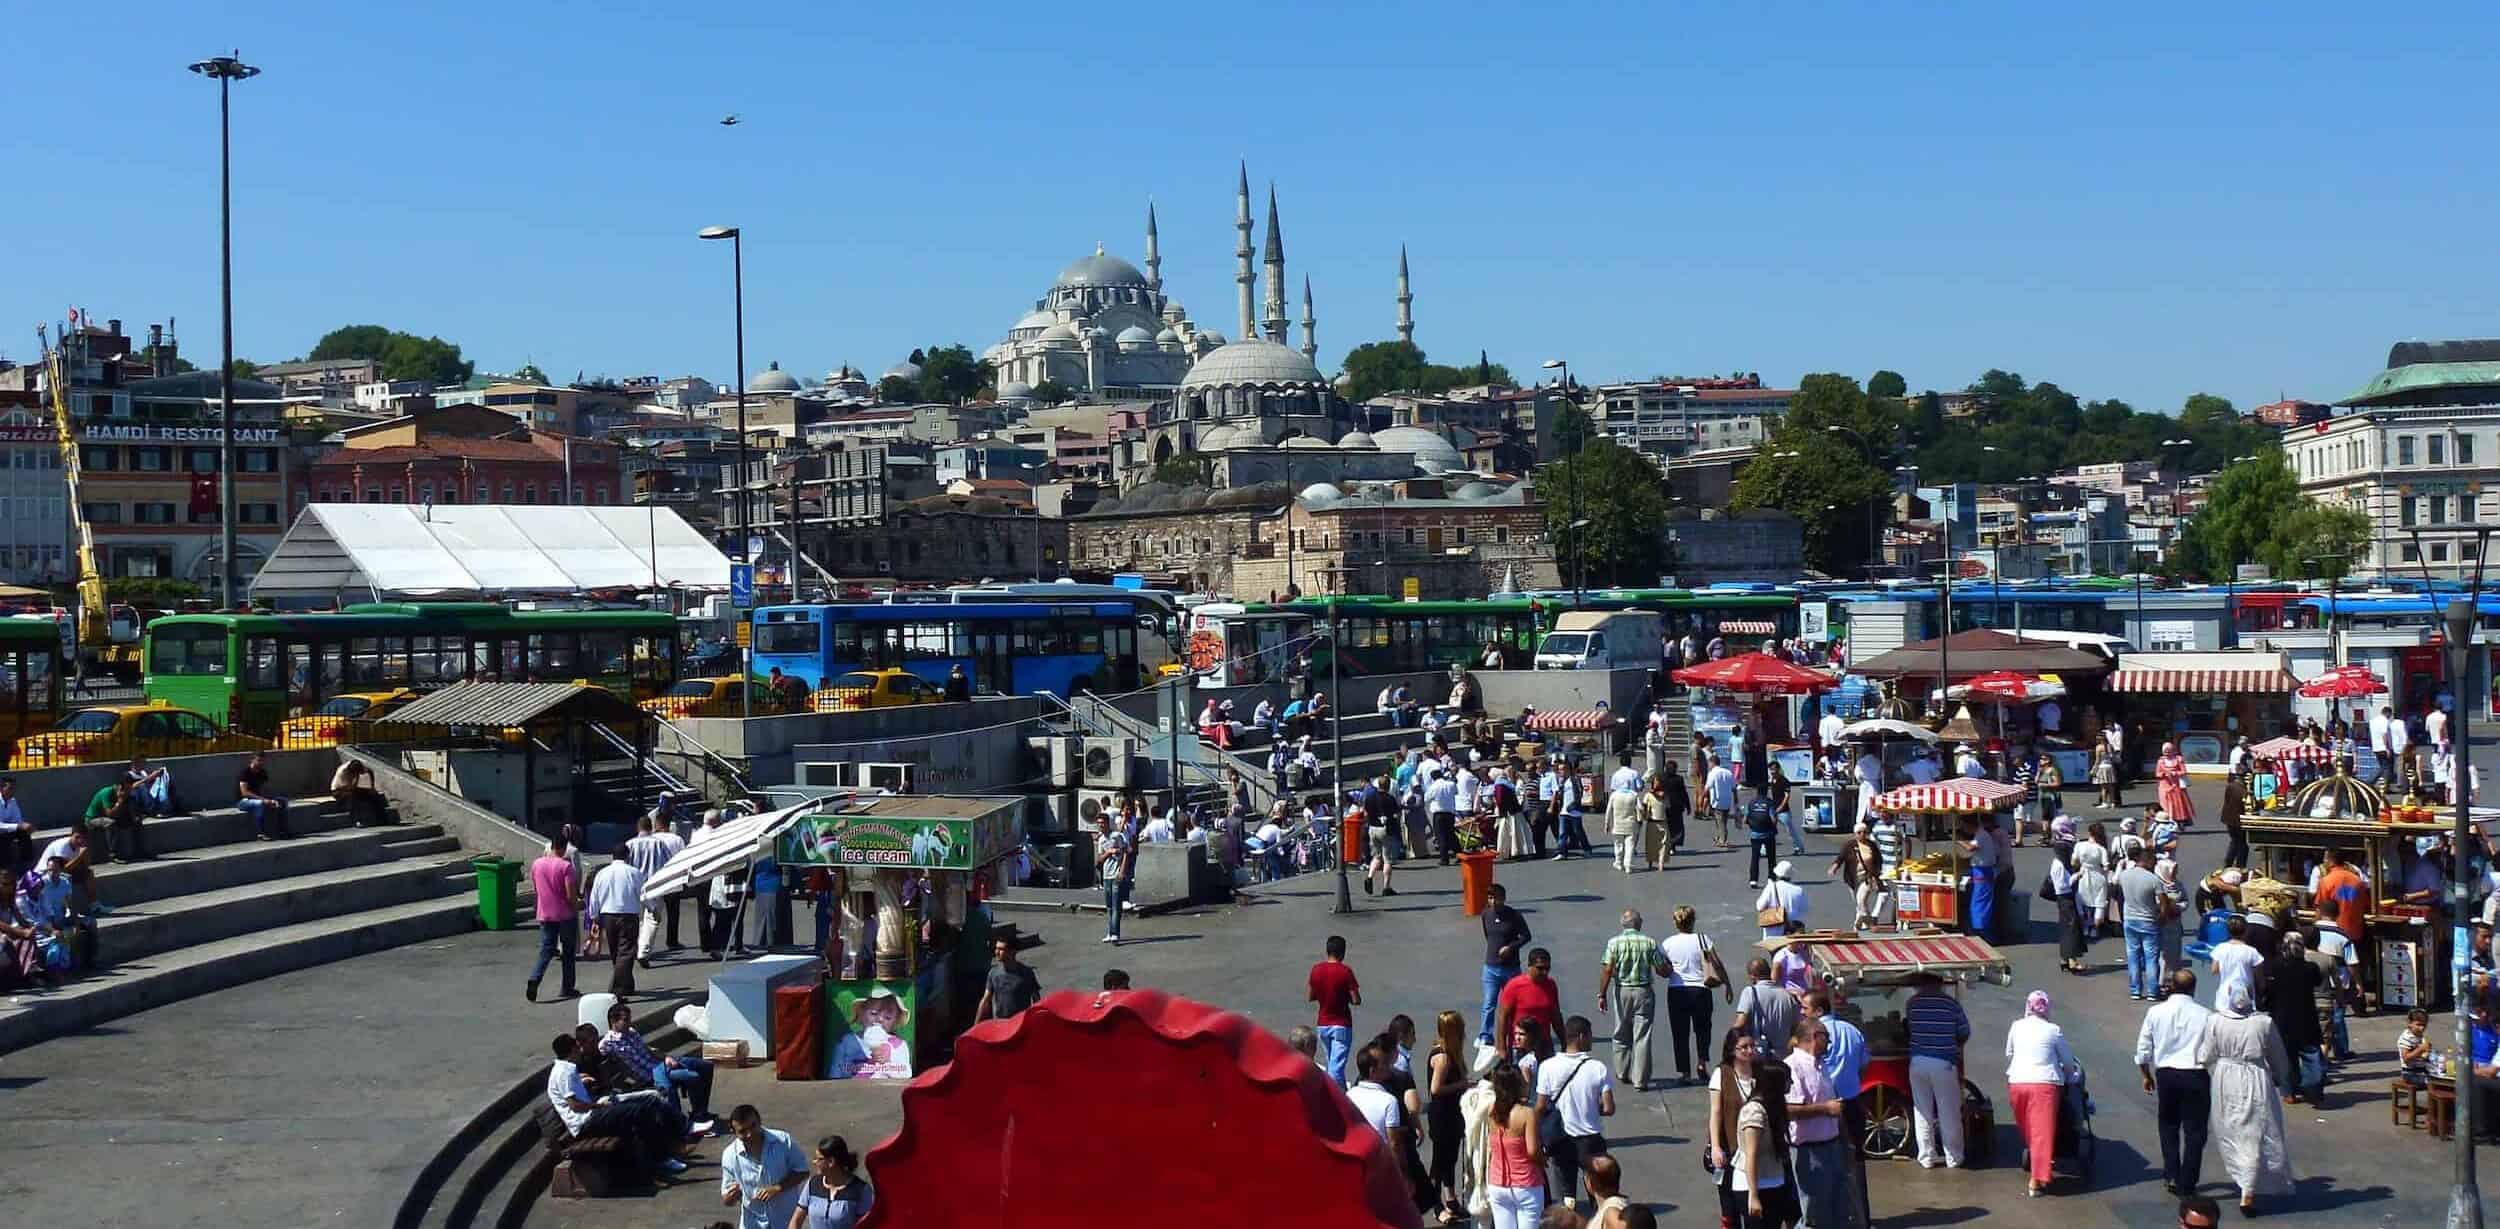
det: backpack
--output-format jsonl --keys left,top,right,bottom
{"left": 1745, "top": 797, "right": 1778, "bottom": 837}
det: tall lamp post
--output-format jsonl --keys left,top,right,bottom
{"left": 1326, "top": 608, "right": 1353, "bottom": 915}
{"left": 189, "top": 52, "right": 259, "bottom": 610}
{"left": 699, "top": 225, "right": 748, "bottom": 716}
{"left": 1543, "top": 359, "right": 1575, "bottom": 602}
{"left": 2442, "top": 589, "right": 2483, "bottom": 1229}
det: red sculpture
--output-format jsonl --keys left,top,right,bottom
{"left": 863, "top": 987, "right": 1421, "bottom": 1228}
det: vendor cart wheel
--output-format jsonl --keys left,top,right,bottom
{"left": 1859, "top": 1085, "right": 1911, "bottom": 1158}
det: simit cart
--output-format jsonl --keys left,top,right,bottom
{"left": 1781, "top": 929, "right": 2016, "bottom": 1160}
{"left": 1867, "top": 777, "right": 2030, "bottom": 934}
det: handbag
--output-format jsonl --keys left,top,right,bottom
{"left": 1754, "top": 899, "right": 1787, "bottom": 929}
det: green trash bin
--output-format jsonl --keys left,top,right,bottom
{"left": 473, "top": 856, "right": 522, "bottom": 931}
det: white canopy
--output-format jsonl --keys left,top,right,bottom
{"left": 251, "top": 503, "right": 731, "bottom": 601}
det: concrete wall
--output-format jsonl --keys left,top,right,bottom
{"left": 1111, "top": 670, "right": 1453, "bottom": 729}
{"left": 1474, "top": 667, "right": 1650, "bottom": 720}
{"left": 11, "top": 747, "right": 337, "bottom": 823}
{"left": 791, "top": 716, "right": 1040, "bottom": 794}
{"left": 671, "top": 696, "right": 1056, "bottom": 786}
{"left": 345, "top": 746, "right": 547, "bottom": 865}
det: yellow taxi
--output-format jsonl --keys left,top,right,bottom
{"left": 274, "top": 688, "right": 424, "bottom": 750}
{"left": 810, "top": 669, "right": 950, "bottom": 712}
{"left": 640, "top": 676, "right": 748, "bottom": 720}
{"left": 14, "top": 701, "right": 271, "bottom": 768}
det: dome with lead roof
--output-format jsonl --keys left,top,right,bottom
{"left": 1180, "top": 339, "right": 1326, "bottom": 390}
{"left": 1054, "top": 248, "right": 1149, "bottom": 288}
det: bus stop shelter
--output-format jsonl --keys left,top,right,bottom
{"left": 250, "top": 503, "right": 732, "bottom": 604}
{"left": 374, "top": 681, "right": 657, "bottom": 831}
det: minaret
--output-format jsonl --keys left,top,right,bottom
{"left": 1234, "top": 162, "right": 1255, "bottom": 341}
{"left": 1300, "top": 276, "right": 1317, "bottom": 362}
{"left": 1396, "top": 244, "right": 1414, "bottom": 345}
{"left": 1143, "top": 200, "right": 1161, "bottom": 291}
{"left": 1262, "top": 184, "right": 1288, "bottom": 345}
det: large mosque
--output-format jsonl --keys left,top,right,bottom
{"left": 981, "top": 165, "right": 1419, "bottom": 461}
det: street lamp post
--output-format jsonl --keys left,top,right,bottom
{"left": 1543, "top": 359, "right": 1575, "bottom": 602}
{"left": 2443, "top": 593, "right": 2484, "bottom": 1229}
{"left": 1327, "top": 607, "right": 1353, "bottom": 915}
{"left": 189, "top": 52, "right": 259, "bottom": 610}
{"left": 699, "top": 225, "right": 748, "bottom": 716}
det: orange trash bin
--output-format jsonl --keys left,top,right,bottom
{"left": 1341, "top": 813, "right": 1364, "bottom": 867}
{"left": 1459, "top": 851, "right": 1497, "bottom": 916}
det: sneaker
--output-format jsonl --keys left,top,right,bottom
{"left": 688, "top": 1117, "right": 718, "bottom": 1136}
{"left": 660, "top": 1157, "right": 689, "bottom": 1174}
{"left": 1748, "top": 880, "right": 1760, "bottom": 889}
{"left": 1100, "top": 935, "right": 1119, "bottom": 944}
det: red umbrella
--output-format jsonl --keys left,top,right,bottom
{"left": 1950, "top": 670, "right": 2062, "bottom": 703}
{"left": 1670, "top": 651, "right": 1838, "bottom": 696}
{"left": 2297, "top": 666, "right": 2387, "bottom": 699}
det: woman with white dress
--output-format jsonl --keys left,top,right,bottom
{"left": 2199, "top": 982, "right": 2295, "bottom": 1216}
{"left": 2072, "top": 822, "right": 2111, "bottom": 940}
{"left": 1491, "top": 768, "right": 1532, "bottom": 860}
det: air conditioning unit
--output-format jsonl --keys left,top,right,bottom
{"left": 1025, "top": 734, "right": 1080, "bottom": 789}
{"left": 1026, "top": 791, "right": 1077, "bottom": 835}
{"left": 1075, "top": 787, "right": 1125, "bottom": 828}
{"left": 795, "top": 760, "right": 855, "bottom": 788}
{"left": 856, "top": 762, "right": 915, "bottom": 792}
{"left": 1081, "top": 737, "right": 1135, "bottom": 788}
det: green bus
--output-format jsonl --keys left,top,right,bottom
{"left": 142, "top": 603, "right": 681, "bottom": 734}
{"left": 0, "top": 616, "right": 68, "bottom": 751}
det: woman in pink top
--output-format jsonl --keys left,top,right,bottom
{"left": 2155, "top": 743, "right": 2197, "bottom": 827}
{"left": 527, "top": 834, "right": 582, "bottom": 1001}
{"left": 1481, "top": 1060, "right": 1544, "bottom": 1229}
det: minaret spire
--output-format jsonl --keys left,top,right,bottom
{"left": 1262, "top": 183, "right": 1288, "bottom": 345}
{"left": 1144, "top": 200, "right": 1161, "bottom": 290}
{"left": 1300, "top": 275, "right": 1317, "bottom": 362}
{"left": 1395, "top": 243, "right": 1414, "bottom": 346}
{"left": 1234, "top": 161, "right": 1255, "bottom": 342}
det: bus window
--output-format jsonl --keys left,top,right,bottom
{"left": 380, "top": 636, "right": 412, "bottom": 686}
{"left": 245, "top": 637, "right": 283, "bottom": 690}
{"left": 1073, "top": 621, "right": 1103, "bottom": 655}
{"left": 582, "top": 631, "right": 630, "bottom": 676}
{"left": 346, "top": 638, "right": 383, "bottom": 687}
{"left": 754, "top": 618, "right": 821, "bottom": 656}
{"left": 150, "top": 626, "right": 230, "bottom": 676}
{"left": 528, "top": 633, "right": 580, "bottom": 678}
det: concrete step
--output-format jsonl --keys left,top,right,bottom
{"left": 0, "top": 892, "right": 480, "bottom": 1055}
{"left": 95, "top": 856, "right": 468, "bottom": 965}
{"left": 90, "top": 822, "right": 447, "bottom": 907}
{"left": 33, "top": 794, "right": 353, "bottom": 858}
{"left": 381, "top": 833, "right": 465, "bottom": 860}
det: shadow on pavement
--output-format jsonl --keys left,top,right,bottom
{"left": 1885, "top": 1207, "right": 1987, "bottom": 1228}
{"left": 2282, "top": 1176, "right": 2395, "bottom": 1215}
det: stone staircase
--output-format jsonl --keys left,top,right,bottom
{"left": 0, "top": 794, "right": 482, "bottom": 1054}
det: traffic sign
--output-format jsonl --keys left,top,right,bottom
{"left": 734, "top": 621, "right": 751, "bottom": 648}
{"left": 1401, "top": 577, "right": 1420, "bottom": 601}
{"left": 730, "top": 563, "right": 755, "bottom": 610}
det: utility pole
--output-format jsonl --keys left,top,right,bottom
{"left": 189, "top": 52, "right": 259, "bottom": 609}
{"left": 2443, "top": 525, "right": 2493, "bottom": 1229}
{"left": 1329, "top": 603, "right": 1353, "bottom": 915}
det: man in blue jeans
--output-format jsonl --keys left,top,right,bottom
{"left": 598, "top": 1001, "right": 719, "bottom": 1134}
{"left": 1094, "top": 811, "right": 1134, "bottom": 945}
{"left": 1479, "top": 882, "right": 1531, "bottom": 1043}
{"left": 2114, "top": 845, "right": 2168, "bottom": 1000}
{"left": 236, "top": 751, "right": 292, "bottom": 840}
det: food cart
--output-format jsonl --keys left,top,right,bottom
{"left": 2230, "top": 802, "right": 2481, "bottom": 1014}
{"left": 1767, "top": 929, "right": 2014, "bottom": 1158}
{"left": 1869, "top": 777, "right": 2030, "bottom": 933}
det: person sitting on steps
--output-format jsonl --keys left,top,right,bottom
{"left": 236, "top": 751, "right": 293, "bottom": 840}
{"left": 330, "top": 756, "right": 388, "bottom": 827}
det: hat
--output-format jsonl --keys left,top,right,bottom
{"left": 848, "top": 985, "right": 913, "bottom": 1030}
{"left": 1772, "top": 859, "right": 1795, "bottom": 881}
{"left": 2120, "top": 817, "right": 2138, "bottom": 833}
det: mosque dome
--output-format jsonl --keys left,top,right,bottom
{"left": 1298, "top": 482, "right": 1345, "bottom": 508}
{"left": 1195, "top": 329, "right": 1228, "bottom": 347}
{"left": 1336, "top": 430, "right": 1377, "bottom": 450}
{"left": 1371, "top": 425, "right": 1466, "bottom": 475}
{"left": 998, "top": 380, "right": 1035, "bottom": 401}
{"left": 1154, "top": 326, "right": 1182, "bottom": 344}
{"left": 1013, "top": 309, "right": 1057, "bottom": 333}
{"left": 1279, "top": 435, "right": 1333, "bottom": 449}
{"left": 1036, "top": 322, "right": 1080, "bottom": 346}
{"left": 1115, "top": 325, "right": 1155, "bottom": 351}
{"left": 752, "top": 362, "right": 801, "bottom": 393}
{"left": 1054, "top": 248, "right": 1149, "bottom": 288}
{"left": 1180, "top": 339, "right": 1327, "bottom": 390}
{"left": 1453, "top": 480, "right": 1500, "bottom": 500}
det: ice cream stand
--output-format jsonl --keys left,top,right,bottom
{"left": 1867, "top": 777, "right": 2030, "bottom": 932}
{"left": 772, "top": 794, "right": 1025, "bottom": 1078}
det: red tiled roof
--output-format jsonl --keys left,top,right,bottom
{"left": 314, "top": 439, "right": 568, "bottom": 464}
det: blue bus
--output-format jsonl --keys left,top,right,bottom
{"left": 748, "top": 600, "right": 1149, "bottom": 698}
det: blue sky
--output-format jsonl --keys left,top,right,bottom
{"left": 9, "top": 3, "right": 2497, "bottom": 412}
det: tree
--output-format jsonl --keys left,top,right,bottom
{"left": 513, "top": 363, "right": 549, "bottom": 385}
{"left": 1028, "top": 380, "right": 1075, "bottom": 406}
{"left": 1339, "top": 340, "right": 1513, "bottom": 402}
{"left": 1867, "top": 370, "right": 1907, "bottom": 399}
{"left": 307, "top": 324, "right": 474, "bottom": 386}
{"left": 1541, "top": 436, "right": 1671, "bottom": 588}
{"left": 878, "top": 344, "right": 991, "bottom": 404}
{"left": 2169, "top": 451, "right": 2370, "bottom": 582}
{"left": 229, "top": 358, "right": 258, "bottom": 380}
{"left": 1729, "top": 409, "right": 1896, "bottom": 576}
{"left": 1150, "top": 451, "right": 1214, "bottom": 488}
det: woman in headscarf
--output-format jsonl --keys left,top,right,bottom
{"left": 2073, "top": 820, "right": 2111, "bottom": 942}
{"left": 1492, "top": 767, "right": 1533, "bottom": 861}
{"left": 2003, "top": 990, "right": 2078, "bottom": 1197}
{"left": 2155, "top": 741, "right": 2197, "bottom": 826}
{"left": 2261, "top": 931, "right": 2327, "bottom": 1104}
{"left": 2048, "top": 839, "right": 2086, "bottom": 974}
{"left": 2153, "top": 852, "right": 2188, "bottom": 975}
{"left": 2199, "top": 981, "right": 2295, "bottom": 1215}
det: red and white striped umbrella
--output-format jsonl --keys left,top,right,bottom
{"left": 2247, "top": 735, "right": 2332, "bottom": 766}
{"left": 1870, "top": 778, "right": 2030, "bottom": 815}
{"left": 1945, "top": 670, "right": 2062, "bottom": 704}
{"left": 2297, "top": 666, "right": 2387, "bottom": 699}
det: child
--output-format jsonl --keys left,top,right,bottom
{"left": 2398, "top": 1008, "right": 2433, "bottom": 1088}
{"left": 2251, "top": 758, "right": 2280, "bottom": 809}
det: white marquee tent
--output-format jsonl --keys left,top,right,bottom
{"left": 250, "top": 503, "right": 731, "bottom": 602}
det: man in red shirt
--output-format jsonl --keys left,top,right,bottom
{"left": 1495, "top": 947, "right": 1564, "bottom": 1058}
{"left": 2314, "top": 847, "right": 2368, "bottom": 942}
{"left": 1308, "top": 934, "right": 1362, "bottom": 1086}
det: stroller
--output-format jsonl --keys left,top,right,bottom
{"left": 2020, "top": 1065, "right": 2099, "bottom": 1185}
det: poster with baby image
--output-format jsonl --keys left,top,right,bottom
{"left": 827, "top": 981, "right": 917, "bottom": 1080}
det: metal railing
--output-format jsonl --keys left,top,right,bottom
{"left": 642, "top": 712, "right": 754, "bottom": 805}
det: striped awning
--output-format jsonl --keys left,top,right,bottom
{"left": 1525, "top": 709, "right": 1614, "bottom": 732}
{"left": 1870, "top": 777, "right": 2030, "bottom": 815}
{"left": 1718, "top": 620, "right": 1777, "bottom": 636}
{"left": 2109, "top": 666, "right": 2299, "bottom": 694}
{"left": 1802, "top": 933, "right": 2013, "bottom": 983}
{"left": 2248, "top": 735, "right": 2332, "bottom": 765}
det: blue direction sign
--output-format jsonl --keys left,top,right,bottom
{"left": 730, "top": 563, "right": 755, "bottom": 610}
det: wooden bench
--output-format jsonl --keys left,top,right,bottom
{"left": 2429, "top": 1084, "right": 2458, "bottom": 1140}
{"left": 2393, "top": 1078, "right": 2425, "bottom": 1128}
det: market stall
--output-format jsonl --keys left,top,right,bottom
{"left": 1869, "top": 777, "right": 2030, "bottom": 933}
{"left": 2104, "top": 651, "right": 2301, "bottom": 773}
{"left": 1810, "top": 718, "right": 1940, "bottom": 833}
{"left": 1522, "top": 707, "right": 1619, "bottom": 769}
{"left": 1673, "top": 652, "right": 1839, "bottom": 824}
{"left": 1769, "top": 929, "right": 2014, "bottom": 1158}
{"left": 772, "top": 794, "right": 1025, "bottom": 1078}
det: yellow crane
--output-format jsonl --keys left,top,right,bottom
{"left": 36, "top": 324, "right": 144, "bottom": 683}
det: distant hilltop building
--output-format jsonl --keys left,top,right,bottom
{"left": 2249, "top": 398, "right": 2329, "bottom": 427}
{"left": 981, "top": 164, "right": 1409, "bottom": 406}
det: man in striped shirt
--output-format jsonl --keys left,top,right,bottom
{"left": 1906, "top": 973, "right": 1971, "bottom": 1168}
{"left": 2012, "top": 754, "right": 2039, "bottom": 846}
{"left": 1596, "top": 910, "right": 1669, "bottom": 1089}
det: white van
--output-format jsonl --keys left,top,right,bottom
{"left": 1534, "top": 611, "right": 1665, "bottom": 671}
